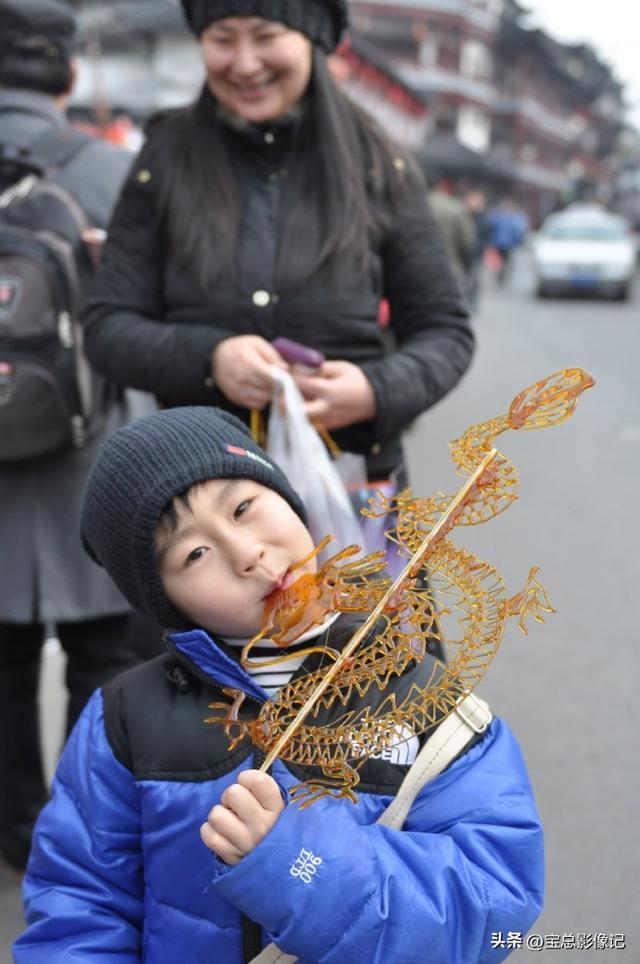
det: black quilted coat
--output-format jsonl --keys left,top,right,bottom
{"left": 85, "top": 88, "right": 474, "bottom": 478}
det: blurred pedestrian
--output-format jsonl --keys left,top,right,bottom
{"left": 428, "top": 178, "right": 475, "bottom": 283}
{"left": 463, "top": 187, "right": 491, "bottom": 308}
{"left": 84, "top": 0, "right": 474, "bottom": 498}
{"left": 487, "top": 198, "right": 528, "bottom": 285}
{"left": 0, "top": 0, "right": 155, "bottom": 873}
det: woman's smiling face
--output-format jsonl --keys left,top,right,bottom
{"left": 200, "top": 17, "right": 313, "bottom": 123}
{"left": 155, "top": 478, "right": 316, "bottom": 638}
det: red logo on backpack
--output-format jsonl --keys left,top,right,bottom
{"left": 0, "top": 276, "right": 22, "bottom": 320}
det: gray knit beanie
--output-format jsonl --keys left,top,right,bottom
{"left": 81, "top": 406, "right": 307, "bottom": 629}
{"left": 180, "top": 0, "right": 348, "bottom": 53}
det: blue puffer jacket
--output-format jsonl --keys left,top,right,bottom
{"left": 15, "top": 622, "right": 544, "bottom": 963}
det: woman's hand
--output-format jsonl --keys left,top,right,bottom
{"left": 293, "top": 360, "right": 377, "bottom": 430}
{"left": 200, "top": 770, "right": 284, "bottom": 866}
{"left": 212, "top": 335, "right": 288, "bottom": 409}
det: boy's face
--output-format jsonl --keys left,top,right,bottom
{"left": 155, "top": 479, "right": 316, "bottom": 638}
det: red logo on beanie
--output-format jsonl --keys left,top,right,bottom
{"left": 225, "top": 443, "right": 273, "bottom": 470}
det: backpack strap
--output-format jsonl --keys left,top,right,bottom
{"left": 250, "top": 693, "right": 493, "bottom": 963}
{"left": 0, "top": 125, "right": 92, "bottom": 179}
{"left": 23, "top": 125, "right": 92, "bottom": 172}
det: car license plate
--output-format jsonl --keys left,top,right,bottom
{"left": 570, "top": 272, "right": 598, "bottom": 286}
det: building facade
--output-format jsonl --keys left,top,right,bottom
{"left": 350, "top": 0, "right": 626, "bottom": 222}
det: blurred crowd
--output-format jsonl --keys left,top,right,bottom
{"left": 428, "top": 181, "right": 528, "bottom": 306}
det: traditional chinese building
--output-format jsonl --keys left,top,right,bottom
{"left": 329, "top": 37, "right": 429, "bottom": 149}
{"left": 349, "top": 0, "right": 627, "bottom": 222}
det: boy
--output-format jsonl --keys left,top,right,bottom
{"left": 15, "top": 407, "right": 543, "bottom": 963}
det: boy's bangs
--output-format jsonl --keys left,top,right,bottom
{"left": 157, "top": 482, "right": 206, "bottom": 534}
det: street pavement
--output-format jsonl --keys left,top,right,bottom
{"left": 404, "top": 252, "right": 639, "bottom": 962}
{"left": 1, "top": 250, "right": 638, "bottom": 961}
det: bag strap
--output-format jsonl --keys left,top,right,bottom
{"left": 250, "top": 409, "right": 266, "bottom": 447}
{"left": 0, "top": 125, "right": 91, "bottom": 181}
{"left": 32, "top": 125, "right": 91, "bottom": 169}
{"left": 376, "top": 692, "right": 492, "bottom": 829}
{"left": 251, "top": 948, "right": 296, "bottom": 964}
{"left": 250, "top": 693, "right": 493, "bottom": 963}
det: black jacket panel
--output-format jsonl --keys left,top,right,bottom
{"left": 102, "top": 613, "right": 458, "bottom": 797}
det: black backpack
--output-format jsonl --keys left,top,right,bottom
{"left": 0, "top": 126, "right": 96, "bottom": 462}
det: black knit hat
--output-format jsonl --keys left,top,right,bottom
{"left": 0, "top": 0, "right": 76, "bottom": 58}
{"left": 180, "top": 0, "right": 348, "bottom": 53}
{"left": 81, "top": 407, "right": 307, "bottom": 629}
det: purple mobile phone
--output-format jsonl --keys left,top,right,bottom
{"left": 272, "top": 337, "right": 325, "bottom": 369}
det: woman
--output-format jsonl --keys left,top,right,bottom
{"left": 84, "top": 0, "right": 473, "bottom": 485}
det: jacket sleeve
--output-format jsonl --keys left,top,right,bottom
{"left": 14, "top": 691, "right": 143, "bottom": 963}
{"left": 211, "top": 718, "right": 544, "bottom": 964}
{"left": 83, "top": 137, "right": 235, "bottom": 403}
{"left": 359, "top": 163, "right": 475, "bottom": 445}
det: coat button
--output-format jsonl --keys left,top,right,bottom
{"left": 137, "top": 169, "right": 152, "bottom": 183}
{"left": 371, "top": 442, "right": 381, "bottom": 455}
{"left": 264, "top": 131, "right": 275, "bottom": 144}
{"left": 252, "top": 290, "right": 271, "bottom": 307}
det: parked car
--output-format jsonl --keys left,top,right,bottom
{"left": 532, "top": 206, "right": 636, "bottom": 300}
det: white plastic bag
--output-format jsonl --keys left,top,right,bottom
{"left": 267, "top": 369, "right": 363, "bottom": 557}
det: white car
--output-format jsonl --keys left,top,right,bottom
{"left": 532, "top": 207, "right": 636, "bottom": 300}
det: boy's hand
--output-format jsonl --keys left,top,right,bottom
{"left": 200, "top": 770, "right": 285, "bottom": 866}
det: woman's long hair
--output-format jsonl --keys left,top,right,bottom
{"left": 156, "top": 49, "right": 411, "bottom": 292}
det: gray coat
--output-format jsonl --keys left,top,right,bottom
{"left": 0, "top": 89, "right": 154, "bottom": 623}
